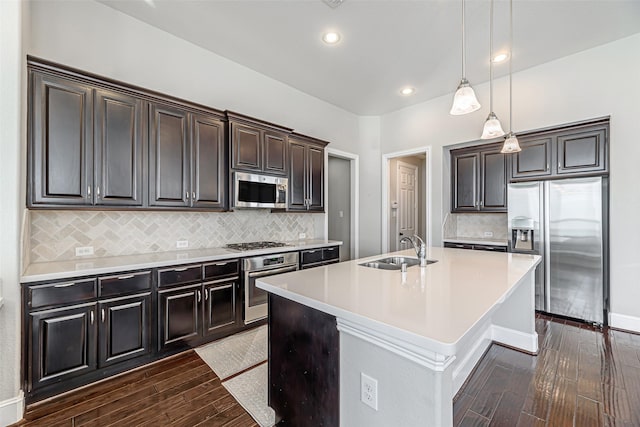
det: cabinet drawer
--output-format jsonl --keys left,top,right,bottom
{"left": 322, "top": 246, "right": 340, "bottom": 261}
{"left": 203, "top": 260, "right": 239, "bottom": 280}
{"left": 28, "top": 278, "right": 97, "bottom": 310}
{"left": 99, "top": 271, "right": 151, "bottom": 298}
{"left": 157, "top": 265, "right": 202, "bottom": 288}
{"left": 301, "top": 249, "right": 323, "bottom": 265}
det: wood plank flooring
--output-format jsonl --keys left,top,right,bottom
{"left": 13, "top": 314, "right": 640, "bottom": 427}
{"left": 454, "top": 313, "right": 640, "bottom": 426}
{"left": 14, "top": 351, "right": 258, "bottom": 427}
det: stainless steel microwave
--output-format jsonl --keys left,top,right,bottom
{"left": 233, "top": 172, "right": 288, "bottom": 209}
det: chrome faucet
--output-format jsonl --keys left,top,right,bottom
{"left": 400, "top": 234, "right": 428, "bottom": 267}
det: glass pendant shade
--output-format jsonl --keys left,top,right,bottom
{"left": 481, "top": 112, "right": 505, "bottom": 139}
{"left": 449, "top": 78, "right": 481, "bottom": 115}
{"left": 500, "top": 132, "right": 521, "bottom": 153}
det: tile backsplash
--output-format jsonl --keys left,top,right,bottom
{"left": 443, "top": 213, "right": 508, "bottom": 240}
{"left": 29, "top": 210, "right": 320, "bottom": 263}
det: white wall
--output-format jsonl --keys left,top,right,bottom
{"left": 379, "top": 33, "right": 640, "bottom": 327}
{"left": 0, "top": 0, "right": 27, "bottom": 424}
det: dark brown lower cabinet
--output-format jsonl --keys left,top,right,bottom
{"left": 98, "top": 293, "right": 151, "bottom": 367}
{"left": 158, "top": 285, "right": 200, "bottom": 351}
{"left": 203, "top": 280, "right": 240, "bottom": 337}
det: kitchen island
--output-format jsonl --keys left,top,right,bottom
{"left": 257, "top": 246, "right": 541, "bottom": 426}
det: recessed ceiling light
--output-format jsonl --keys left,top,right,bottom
{"left": 322, "top": 32, "right": 341, "bottom": 45}
{"left": 400, "top": 87, "right": 415, "bottom": 96}
{"left": 492, "top": 53, "right": 508, "bottom": 63}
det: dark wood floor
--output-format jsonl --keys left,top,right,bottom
{"left": 14, "top": 351, "right": 258, "bottom": 427}
{"left": 14, "top": 314, "right": 640, "bottom": 427}
{"left": 454, "top": 313, "right": 640, "bottom": 426}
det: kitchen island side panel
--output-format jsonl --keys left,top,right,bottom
{"left": 268, "top": 293, "right": 339, "bottom": 426}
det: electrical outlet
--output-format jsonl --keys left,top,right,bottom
{"left": 298, "top": 232, "right": 307, "bottom": 240}
{"left": 361, "top": 373, "right": 378, "bottom": 411}
{"left": 75, "top": 246, "right": 94, "bottom": 257}
{"left": 484, "top": 231, "right": 494, "bottom": 237}
{"left": 176, "top": 240, "right": 189, "bottom": 249}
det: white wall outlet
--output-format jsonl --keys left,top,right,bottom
{"left": 75, "top": 246, "right": 94, "bottom": 257}
{"left": 484, "top": 231, "right": 494, "bottom": 237}
{"left": 360, "top": 373, "right": 378, "bottom": 411}
{"left": 298, "top": 232, "right": 307, "bottom": 240}
{"left": 176, "top": 240, "right": 189, "bottom": 249}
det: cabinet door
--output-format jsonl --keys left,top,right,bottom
{"left": 191, "top": 113, "right": 225, "bottom": 209}
{"left": 158, "top": 285, "right": 200, "bottom": 351}
{"left": 29, "top": 303, "right": 97, "bottom": 390}
{"left": 307, "top": 145, "right": 325, "bottom": 211}
{"left": 480, "top": 149, "right": 507, "bottom": 212}
{"left": 288, "top": 141, "right": 307, "bottom": 210}
{"left": 231, "top": 123, "right": 262, "bottom": 171}
{"left": 148, "top": 103, "right": 190, "bottom": 207}
{"left": 511, "top": 136, "right": 552, "bottom": 180}
{"left": 203, "top": 280, "right": 239, "bottom": 337}
{"left": 264, "top": 131, "right": 288, "bottom": 176}
{"left": 29, "top": 72, "right": 93, "bottom": 206}
{"left": 451, "top": 152, "right": 479, "bottom": 212}
{"left": 557, "top": 126, "right": 607, "bottom": 175}
{"left": 98, "top": 293, "right": 151, "bottom": 368}
{"left": 94, "top": 88, "right": 144, "bottom": 206}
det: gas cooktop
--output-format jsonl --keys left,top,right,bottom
{"left": 226, "top": 241, "right": 289, "bottom": 251}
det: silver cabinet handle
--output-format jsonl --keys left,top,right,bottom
{"left": 480, "top": 201, "right": 484, "bottom": 206}
{"left": 101, "top": 308, "right": 105, "bottom": 322}
{"left": 214, "top": 262, "right": 228, "bottom": 266}
{"left": 96, "top": 186, "right": 100, "bottom": 197}
{"left": 88, "top": 186, "right": 91, "bottom": 198}
{"left": 173, "top": 267, "right": 188, "bottom": 272}
{"left": 90, "top": 310, "right": 94, "bottom": 325}
{"left": 117, "top": 274, "right": 135, "bottom": 280}
{"left": 192, "top": 192, "right": 196, "bottom": 200}
{"left": 186, "top": 192, "right": 189, "bottom": 200}
{"left": 54, "top": 282, "right": 76, "bottom": 288}
{"left": 307, "top": 250, "right": 318, "bottom": 254}
{"left": 197, "top": 290, "right": 201, "bottom": 302}
{"left": 546, "top": 163, "right": 550, "bottom": 170}
{"left": 204, "top": 290, "right": 208, "bottom": 301}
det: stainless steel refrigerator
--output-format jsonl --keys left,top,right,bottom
{"left": 508, "top": 177, "right": 608, "bottom": 325}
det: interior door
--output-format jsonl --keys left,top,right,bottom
{"left": 328, "top": 156, "right": 351, "bottom": 261}
{"left": 397, "top": 162, "right": 418, "bottom": 250}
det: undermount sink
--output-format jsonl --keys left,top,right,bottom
{"left": 359, "top": 257, "right": 437, "bottom": 270}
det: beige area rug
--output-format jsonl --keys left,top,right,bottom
{"left": 195, "top": 325, "right": 267, "bottom": 380}
{"left": 196, "top": 325, "right": 275, "bottom": 426}
{"left": 223, "top": 363, "right": 275, "bottom": 427}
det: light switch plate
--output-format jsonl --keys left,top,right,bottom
{"left": 483, "top": 231, "right": 494, "bottom": 237}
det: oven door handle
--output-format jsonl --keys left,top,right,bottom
{"left": 247, "top": 265, "right": 298, "bottom": 279}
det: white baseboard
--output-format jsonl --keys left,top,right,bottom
{"left": 609, "top": 312, "right": 640, "bottom": 333}
{"left": 0, "top": 391, "right": 23, "bottom": 426}
{"left": 491, "top": 325, "right": 538, "bottom": 354}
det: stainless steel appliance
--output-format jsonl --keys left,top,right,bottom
{"left": 226, "top": 241, "right": 289, "bottom": 251}
{"left": 243, "top": 251, "right": 299, "bottom": 324}
{"left": 233, "top": 172, "right": 288, "bottom": 209}
{"left": 508, "top": 177, "right": 608, "bottom": 325}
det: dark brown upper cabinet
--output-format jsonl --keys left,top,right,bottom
{"left": 288, "top": 133, "right": 328, "bottom": 212}
{"left": 451, "top": 143, "right": 507, "bottom": 213}
{"left": 510, "top": 119, "right": 609, "bottom": 182}
{"left": 149, "top": 104, "right": 227, "bottom": 210}
{"left": 29, "top": 71, "right": 94, "bottom": 206}
{"left": 227, "top": 111, "right": 292, "bottom": 176}
{"left": 29, "top": 70, "right": 146, "bottom": 208}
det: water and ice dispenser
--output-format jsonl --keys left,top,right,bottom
{"left": 510, "top": 217, "right": 535, "bottom": 252}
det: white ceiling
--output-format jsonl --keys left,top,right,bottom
{"left": 99, "top": 0, "right": 640, "bottom": 115}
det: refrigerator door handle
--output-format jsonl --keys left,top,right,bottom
{"left": 543, "top": 181, "right": 551, "bottom": 312}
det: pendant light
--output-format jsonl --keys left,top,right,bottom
{"left": 481, "top": 0, "right": 505, "bottom": 139}
{"left": 500, "top": 0, "right": 521, "bottom": 153}
{"left": 450, "top": 0, "right": 481, "bottom": 115}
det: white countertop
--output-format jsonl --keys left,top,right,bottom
{"left": 443, "top": 237, "right": 509, "bottom": 246}
{"left": 21, "top": 239, "right": 342, "bottom": 283}
{"left": 256, "top": 247, "right": 540, "bottom": 355}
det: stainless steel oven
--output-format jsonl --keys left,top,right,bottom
{"left": 243, "top": 251, "right": 299, "bottom": 324}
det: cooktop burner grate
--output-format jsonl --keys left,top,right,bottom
{"left": 226, "top": 241, "right": 289, "bottom": 251}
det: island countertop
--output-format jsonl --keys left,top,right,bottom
{"left": 257, "top": 246, "right": 541, "bottom": 356}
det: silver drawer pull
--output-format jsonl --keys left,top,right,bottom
{"left": 54, "top": 282, "right": 77, "bottom": 288}
{"left": 117, "top": 274, "right": 135, "bottom": 280}
{"left": 307, "top": 250, "right": 318, "bottom": 254}
{"left": 214, "top": 262, "right": 228, "bottom": 266}
{"left": 173, "top": 267, "right": 189, "bottom": 272}
{"left": 90, "top": 310, "right": 94, "bottom": 324}
{"left": 101, "top": 308, "right": 105, "bottom": 322}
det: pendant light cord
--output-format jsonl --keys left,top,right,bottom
{"left": 461, "top": 0, "right": 466, "bottom": 78}
{"left": 489, "top": 0, "right": 494, "bottom": 112}
{"left": 509, "top": 0, "right": 513, "bottom": 133}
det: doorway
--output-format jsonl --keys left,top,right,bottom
{"left": 382, "top": 147, "right": 431, "bottom": 253}
{"left": 326, "top": 149, "right": 359, "bottom": 261}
